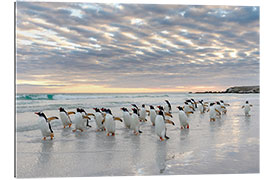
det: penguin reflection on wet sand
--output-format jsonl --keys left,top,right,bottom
{"left": 35, "top": 112, "right": 58, "bottom": 140}
{"left": 155, "top": 109, "right": 175, "bottom": 141}
{"left": 242, "top": 101, "right": 253, "bottom": 116}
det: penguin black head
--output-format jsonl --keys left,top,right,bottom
{"left": 246, "top": 101, "right": 249, "bottom": 104}
{"left": 59, "top": 107, "right": 64, "bottom": 112}
{"left": 35, "top": 112, "right": 47, "bottom": 120}
{"left": 121, "top": 107, "right": 128, "bottom": 112}
{"left": 150, "top": 105, "right": 154, "bottom": 109}
{"left": 191, "top": 99, "right": 195, "bottom": 102}
{"left": 216, "top": 102, "right": 220, "bottom": 105}
{"left": 158, "top": 110, "right": 164, "bottom": 116}
{"left": 100, "top": 108, "right": 106, "bottom": 112}
{"left": 132, "top": 108, "right": 138, "bottom": 114}
{"left": 186, "top": 100, "right": 192, "bottom": 103}
{"left": 184, "top": 102, "right": 188, "bottom": 105}
{"left": 106, "top": 109, "right": 112, "bottom": 115}
{"left": 93, "top": 108, "right": 100, "bottom": 112}
{"left": 210, "top": 103, "right": 215, "bottom": 106}
{"left": 76, "top": 108, "right": 81, "bottom": 112}
{"left": 220, "top": 100, "right": 224, "bottom": 103}
{"left": 142, "top": 104, "right": 145, "bottom": 108}
{"left": 157, "top": 106, "right": 164, "bottom": 111}
{"left": 177, "top": 106, "right": 183, "bottom": 111}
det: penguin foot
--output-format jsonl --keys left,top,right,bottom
{"left": 50, "top": 133, "right": 54, "bottom": 140}
{"left": 107, "top": 133, "right": 110, "bottom": 136}
{"left": 112, "top": 133, "right": 115, "bottom": 136}
{"left": 43, "top": 137, "right": 46, "bottom": 141}
{"left": 68, "top": 124, "right": 72, "bottom": 128}
{"left": 72, "top": 129, "right": 77, "bottom": 132}
{"left": 181, "top": 126, "right": 184, "bottom": 129}
{"left": 160, "top": 137, "right": 164, "bottom": 141}
{"left": 187, "top": 124, "right": 189, "bottom": 129}
{"left": 64, "top": 126, "right": 66, "bottom": 128}
{"left": 80, "top": 129, "right": 84, "bottom": 132}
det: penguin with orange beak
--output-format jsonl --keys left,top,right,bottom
{"left": 34, "top": 112, "right": 58, "bottom": 140}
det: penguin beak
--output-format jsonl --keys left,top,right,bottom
{"left": 34, "top": 112, "right": 39, "bottom": 115}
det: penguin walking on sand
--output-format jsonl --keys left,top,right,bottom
{"left": 139, "top": 104, "right": 147, "bottom": 122}
{"left": 207, "top": 103, "right": 221, "bottom": 122}
{"left": 58, "top": 107, "right": 74, "bottom": 128}
{"left": 177, "top": 106, "right": 189, "bottom": 129}
{"left": 102, "top": 109, "right": 123, "bottom": 136}
{"left": 34, "top": 112, "right": 58, "bottom": 140}
{"left": 220, "top": 100, "right": 230, "bottom": 114}
{"left": 130, "top": 108, "right": 142, "bottom": 135}
{"left": 242, "top": 101, "right": 253, "bottom": 116}
{"left": 155, "top": 109, "right": 175, "bottom": 141}
{"left": 149, "top": 105, "right": 157, "bottom": 126}
{"left": 121, "top": 107, "right": 131, "bottom": 129}
{"left": 72, "top": 108, "right": 90, "bottom": 132}
{"left": 92, "top": 108, "right": 105, "bottom": 131}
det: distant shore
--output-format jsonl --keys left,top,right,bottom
{"left": 190, "top": 85, "right": 260, "bottom": 94}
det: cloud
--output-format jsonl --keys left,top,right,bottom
{"left": 16, "top": 2, "right": 260, "bottom": 93}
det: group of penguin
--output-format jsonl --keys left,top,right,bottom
{"left": 34, "top": 99, "right": 253, "bottom": 141}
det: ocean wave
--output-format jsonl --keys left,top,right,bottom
{"left": 16, "top": 93, "right": 170, "bottom": 101}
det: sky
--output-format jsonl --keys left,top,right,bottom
{"left": 16, "top": 2, "right": 260, "bottom": 93}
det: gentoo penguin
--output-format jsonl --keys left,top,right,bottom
{"left": 220, "top": 100, "right": 230, "bottom": 114}
{"left": 191, "top": 99, "right": 197, "bottom": 109}
{"left": 149, "top": 105, "right": 157, "bottom": 126}
{"left": 164, "top": 100, "right": 172, "bottom": 113}
{"left": 176, "top": 106, "right": 189, "bottom": 129}
{"left": 72, "top": 108, "right": 90, "bottom": 132}
{"left": 80, "top": 108, "right": 92, "bottom": 128}
{"left": 92, "top": 108, "right": 105, "bottom": 131}
{"left": 130, "top": 108, "right": 142, "bottom": 135}
{"left": 242, "top": 101, "right": 253, "bottom": 116}
{"left": 34, "top": 112, "right": 58, "bottom": 140}
{"left": 58, "top": 107, "right": 74, "bottom": 128}
{"left": 139, "top": 104, "right": 147, "bottom": 122}
{"left": 183, "top": 102, "right": 194, "bottom": 116}
{"left": 197, "top": 100, "right": 204, "bottom": 114}
{"left": 102, "top": 109, "right": 123, "bottom": 136}
{"left": 155, "top": 110, "right": 175, "bottom": 141}
{"left": 207, "top": 103, "right": 221, "bottom": 121}
{"left": 215, "top": 102, "right": 222, "bottom": 118}
{"left": 121, "top": 107, "right": 131, "bottom": 129}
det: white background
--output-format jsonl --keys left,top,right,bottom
{"left": 0, "top": 0, "right": 269, "bottom": 179}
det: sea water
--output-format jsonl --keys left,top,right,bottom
{"left": 15, "top": 93, "right": 259, "bottom": 177}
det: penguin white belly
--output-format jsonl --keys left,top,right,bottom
{"left": 184, "top": 105, "right": 190, "bottom": 113}
{"left": 244, "top": 105, "right": 251, "bottom": 115}
{"left": 150, "top": 110, "right": 156, "bottom": 124}
{"left": 209, "top": 107, "right": 216, "bottom": 119}
{"left": 74, "top": 113, "right": 85, "bottom": 129}
{"left": 123, "top": 112, "right": 131, "bottom": 128}
{"left": 155, "top": 116, "right": 165, "bottom": 138}
{"left": 178, "top": 111, "right": 188, "bottom": 126}
{"left": 198, "top": 104, "right": 203, "bottom": 113}
{"left": 38, "top": 118, "right": 51, "bottom": 137}
{"left": 95, "top": 113, "right": 104, "bottom": 129}
{"left": 59, "top": 112, "right": 70, "bottom": 126}
{"left": 140, "top": 109, "right": 147, "bottom": 120}
{"left": 104, "top": 114, "right": 115, "bottom": 133}
{"left": 130, "top": 114, "right": 140, "bottom": 132}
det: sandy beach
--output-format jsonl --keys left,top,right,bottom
{"left": 15, "top": 93, "right": 259, "bottom": 178}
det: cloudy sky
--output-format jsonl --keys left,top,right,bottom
{"left": 16, "top": 2, "right": 259, "bottom": 93}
